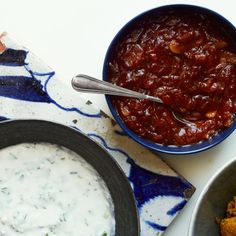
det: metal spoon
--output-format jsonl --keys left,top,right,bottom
{"left": 71, "top": 74, "right": 195, "bottom": 126}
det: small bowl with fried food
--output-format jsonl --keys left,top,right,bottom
{"left": 220, "top": 196, "right": 236, "bottom": 236}
{"left": 188, "top": 158, "right": 236, "bottom": 236}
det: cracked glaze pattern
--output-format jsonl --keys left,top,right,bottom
{"left": 0, "top": 34, "right": 195, "bottom": 236}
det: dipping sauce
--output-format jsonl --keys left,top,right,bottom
{"left": 0, "top": 143, "right": 115, "bottom": 236}
{"left": 107, "top": 10, "right": 236, "bottom": 145}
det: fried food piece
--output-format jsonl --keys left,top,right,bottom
{"left": 220, "top": 217, "right": 236, "bottom": 236}
{"left": 219, "top": 197, "right": 236, "bottom": 235}
{"left": 227, "top": 197, "right": 236, "bottom": 217}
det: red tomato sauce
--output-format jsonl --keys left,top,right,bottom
{"left": 107, "top": 10, "right": 236, "bottom": 145}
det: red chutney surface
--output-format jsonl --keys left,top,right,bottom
{"left": 107, "top": 11, "right": 236, "bottom": 146}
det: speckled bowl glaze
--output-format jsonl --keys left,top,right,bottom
{"left": 102, "top": 4, "right": 236, "bottom": 155}
{"left": 0, "top": 120, "right": 140, "bottom": 236}
{"left": 188, "top": 158, "right": 236, "bottom": 236}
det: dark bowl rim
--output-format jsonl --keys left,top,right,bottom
{"left": 188, "top": 157, "right": 236, "bottom": 236}
{"left": 102, "top": 4, "right": 236, "bottom": 155}
{"left": 0, "top": 119, "right": 140, "bottom": 236}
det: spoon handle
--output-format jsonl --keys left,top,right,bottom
{"left": 72, "top": 74, "right": 163, "bottom": 103}
{"left": 71, "top": 74, "right": 196, "bottom": 126}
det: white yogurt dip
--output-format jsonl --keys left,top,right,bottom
{"left": 0, "top": 143, "right": 115, "bottom": 236}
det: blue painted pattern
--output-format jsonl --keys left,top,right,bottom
{"left": 0, "top": 49, "right": 27, "bottom": 66}
{"left": 146, "top": 221, "right": 167, "bottom": 231}
{"left": 88, "top": 133, "right": 191, "bottom": 206}
{"left": 0, "top": 45, "right": 194, "bottom": 235}
{"left": 0, "top": 75, "right": 51, "bottom": 102}
{"left": 87, "top": 133, "right": 192, "bottom": 231}
{"left": 0, "top": 116, "right": 8, "bottom": 121}
{"left": 167, "top": 199, "right": 187, "bottom": 216}
{"left": 24, "top": 65, "right": 101, "bottom": 117}
{"left": 0, "top": 50, "right": 101, "bottom": 117}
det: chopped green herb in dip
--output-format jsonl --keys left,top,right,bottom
{"left": 0, "top": 143, "right": 115, "bottom": 236}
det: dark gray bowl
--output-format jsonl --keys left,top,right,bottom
{"left": 0, "top": 119, "right": 140, "bottom": 236}
{"left": 188, "top": 158, "right": 236, "bottom": 235}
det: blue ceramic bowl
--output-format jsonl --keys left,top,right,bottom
{"left": 103, "top": 4, "right": 236, "bottom": 155}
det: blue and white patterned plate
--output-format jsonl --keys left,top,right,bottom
{"left": 0, "top": 33, "right": 195, "bottom": 236}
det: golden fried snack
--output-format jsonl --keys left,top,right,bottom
{"left": 220, "top": 197, "right": 236, "bottom": 235}
{"left": 227, "top": 197, "right": 236, "bottom": 217}
{"left": 220, "top": 216, "right": 236, "bottom": 236}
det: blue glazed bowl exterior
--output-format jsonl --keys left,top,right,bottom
{"left": 102, "top": 4, "right": 236, "bottom": 155}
